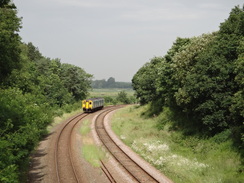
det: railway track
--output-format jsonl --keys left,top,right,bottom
{"left": 54, "top": 112, "right": 89, "bottom": 183}
{"left": 95, "top": 107, "right": 161, "bottom": 183}
{"left": 51, "top": 105, "right": 172, "bottom": 183}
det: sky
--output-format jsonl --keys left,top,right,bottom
{"left": 13, "top": 0, "right": 243, "bottom": 82}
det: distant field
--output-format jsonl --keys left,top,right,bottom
{"left": 88, "top": 88, "right": 134, "bottom": 98}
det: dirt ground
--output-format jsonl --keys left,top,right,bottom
{"left": 27, "top": 110, "right": 172, "bottom": 183}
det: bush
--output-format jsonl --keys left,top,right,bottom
{"left": 116, "top": 91, "right": 130, "bottom": 104}
{"left": 0, "top": 88, "right": 52, "bottom": 182}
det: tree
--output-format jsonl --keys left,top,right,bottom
{"left": 61, "top": 63, "right": 92, "bottom": 100}
{"left": 91, "top": 79, "right": 107, "bottom": 88}
{"left": 0, "top": 2, "right": 22, "bottom": 83}
{"left": 26, "top": 42, "right": 43, "bottom": 61}
{"left": 132, "top": 57, "right": 162, "bottom": 105}
{"left": 91, "top": 79, "right": 132, "bottom": 89}
{"left": 116, "top": 91, "right": 130, "bottom": 104}
{"left": 155, "top": 37, "right": 192, "bottom": 112}
{"left": 0, "top": 88, "right": 52, "bottom": 183}
{"left": 132, "top": 6, "right": 244, "bottom": 140}
{"left": 37, "top": 73, "right": 72, "bottom": 107}
{"left": 107, "top": 77, "right": 115, "bottom": 88}
{"left": 0, "top": 0, "right": 15, "bottom": 8}
{"left": 188, "top": 6, "right": 244, "bottom": 133}
{"left": 171, "top": 33, "right": 218, "bottom": 129}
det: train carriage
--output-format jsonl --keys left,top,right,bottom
{"left": 82, "top": 98, "right": 104, "bottom": 112}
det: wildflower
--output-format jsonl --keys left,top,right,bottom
{"left": 120, "top": 135, "right": 126, "bottom": 140}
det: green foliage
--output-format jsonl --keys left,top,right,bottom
{"left": 103, "top": 96, "right": 115, "bottom": 104}
{"left": 230, "top": 36, "right": 244, "bottom": 146}
{"left": 80, "top": 120, "right": 91, "bottom": 135}
{"left": 82, "top": 145, "right": 106, "bottom": 167}
{"left": 0, "top": 165, "right": 18, "bottom": 183}
{"left": 0, "top": 2, "right": 93, "bottom": 181}
{"left": 0, "top": 1, "right": 14, "bottom": 8}
{"left": 7, "top": 43, "right": 93, "bottom": 106}
{"left": 0, "top": 4, "right": 21, "bottom": 83}
{"left": 116, "top": 91, "right": 130, "bottom": 104}
{"left": 0, "top": 88, "right": 52, "bottom": 182}
{"left": 0, "top": 18, "right": 92, "bottom": 183}
{"left": 132, "top": 6, "right": 244, "bottom": 152}
{"left": 0, "top": 40, "right": 93, "bottom": 181}
{"left": 107, "top": 77, "right": 115, "bottom": 87}
{"left": 61, "top": 63, "right": 92, "bottom": 100}
{"left": 164, "top": 37, "right": 191, "bottom": 62}
{"left": 132, "top": 57, "right": 162, "bottom": 105}
{"left": 26, "top": 42, "right": 43, "bottom": 61}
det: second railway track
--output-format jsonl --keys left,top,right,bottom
{"left": 95, "top": 107, "right": 161, "bottom": 183}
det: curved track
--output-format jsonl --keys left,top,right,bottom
{"left": 54, "top": 113, "right": 88, "bottom": 183}
{"left": 95, "top": 107, "right": 160, "bottom": 183}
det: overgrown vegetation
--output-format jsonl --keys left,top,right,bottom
{"left": 0, "top": 1, "right": 92, "bottom": 182}
{"left": 132, "top": 5, "right": 244, "bottom": 158}
{"left": 112, "top": 106, "right": 243, "bottom": 183}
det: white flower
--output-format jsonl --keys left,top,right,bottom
{"left": 120, "top": 135, "right": 126, "bottom": 140}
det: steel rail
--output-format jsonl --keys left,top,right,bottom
{"left": 100, "top": 160, "right": 117, "bottom": 183}
{"left": 95, "top": 107, "right": 160, "bottom": 183}
{"left": 54, "top": 112, "right": 88, "bottom": 183}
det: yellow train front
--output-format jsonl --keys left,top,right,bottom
{"left": 82, "top": 98, "right": 104, "bottom": 112}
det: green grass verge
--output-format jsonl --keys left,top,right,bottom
{"left": 82, "top": 144, "right": 106, "bottom": 168}
{"left": 80, "top": 119, "right": 106, "bottom": 168}
{"left": 111, "top": 105, "right": 243, "bottom": 183}
{"left": 80, "top": 119, "right": 91, "bottom": 135}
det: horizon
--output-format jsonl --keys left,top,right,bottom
{"left": 14, "top": 0, "right": 243, "bottom": 82}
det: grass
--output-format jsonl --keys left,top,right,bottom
{"left": 80, "top": 119, "right": 91, "bottom": 135}
{"left": 82, "top": 144, "right": 106, "bottom": 168}
{"left": 111, "top": 105, "right": 243, "bottom": 183}
{"left": 80, "top": 119, "right": 106, "bottom": 167}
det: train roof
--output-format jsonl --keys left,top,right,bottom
{"left": 83, "top": 97, "right": 104, "bottom": 101}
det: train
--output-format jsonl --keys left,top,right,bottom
{"left": 82, "top": 98, "right": 104, "bottom": 112}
